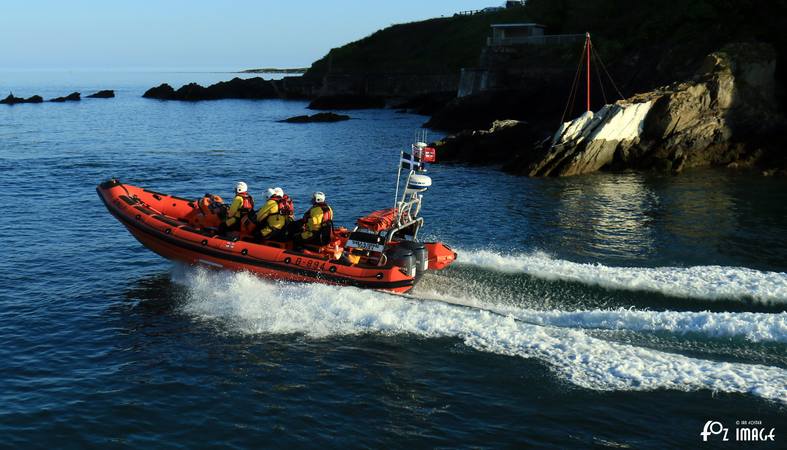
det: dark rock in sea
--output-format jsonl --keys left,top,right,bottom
{"left": 87, "top": 90, "right": 115, "bottom": 98}
{"left": 433, "top": 120, "right": 536, "bottom": 165}
{"left": 142, "top": 77, "right": 278, "bottom": 101}
{"left": 281, "top": 112, "right": 351, "bottom": 123}
{"left": 0, "top": 93, "right": 43, "bottom": 104}
{"left": 308, "top": 95, "right": 386, "bottom": 110}
{"left": 143, "top": 83, "right": 176, "bottom": 99}
{"left": 49, "top": 92, "right": 81, "bottom": 102}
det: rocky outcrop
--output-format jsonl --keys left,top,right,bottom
{"left": 49, "top": 92, "right": 81, "bottom": 102}
{"left": 87, "top": 90, "right": 114, "bottom": 98}
{"left": 504, "top": 43, "right": 784, "bottom": 176}
{"left": 142, "top": 83, "right": 175, "bottom": 99}
{"left": 521, "top": 102, "right": 654, "bottom": 176}
{"left": 432, "top": 119, "right": 536, "bottom": 164}
{"left": 143, "top": 77, "right": 278, "bottom": 101}
{"left": 280, "top": 112, "right": 350, "bottom": 123}
{"left": 1, "top": 93, "right": 43, "bottom": 104}
{"left": 142, "top": 72, "right": 456, "bottom": 109}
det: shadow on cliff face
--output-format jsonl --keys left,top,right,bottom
{"left": 425, "top": 84, "right": 570, "bottom": 134}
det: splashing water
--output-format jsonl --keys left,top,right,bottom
{"left": 455, "top": 249, "right": 787, "bottom": 304}
{"left": 174, "top": 267, "right": 787, "bottom": 404}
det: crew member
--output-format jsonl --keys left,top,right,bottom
{"left": 273, "top": 187, "right": 295, "bottom": 220}
{"left": 221, "top": 181, "right": 254, "bottom": 232}
{"left": 254, "top": 187, "right": 292, "bottom": 241}
{"left": 296, "top": 191, "right": 333, "bottom": 245}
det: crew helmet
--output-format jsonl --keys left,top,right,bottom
{"left": 266, "top": 187, "right": 276, "bottom": 198}
{"left": 235, "top": 181, "right": 248, "bottom": 194}
{"left": 312, "top": 191, "right": 326, "bottom": 204}
{"left": 274, "top": 187, "right": 284, "bottom": 197}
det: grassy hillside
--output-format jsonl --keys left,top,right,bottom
{"left": 305, "top": 8, "right": 530, "bottom": 76}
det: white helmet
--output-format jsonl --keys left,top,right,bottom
{"left": 266, "top": 187, "right": 276, "bottom": 198}
{"left": 312, "top": 191, "right": 325, "bottom": 203}
{"left": 235, "top": 181, "right": 248, "bottom": 194}
{"left": 274, "top": 187, "right": 284, "bottom": 197}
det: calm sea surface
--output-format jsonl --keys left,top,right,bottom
{"left": 1, "top": 70, "right": 786, "bottom": 448}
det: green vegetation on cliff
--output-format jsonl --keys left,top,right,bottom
{"left": 305, "top": 8, "right": 529, "bottom": 76}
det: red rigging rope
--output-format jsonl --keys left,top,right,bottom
{"left": 558, "top": 32, "right": 626, "bottom": 126}
{"left": 586, "top": 32, "right": 591, "bottom": 112}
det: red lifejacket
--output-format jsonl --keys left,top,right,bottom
{"left": 238, "top": 192, "right": 254, "bottom": 212}
{"left": 269, "top": 195, "right": 293, "bottom": 217}
{"left": 279, "top": 195, "right": 294, "bottom": 216}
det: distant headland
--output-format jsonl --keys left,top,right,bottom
{"left": 239, "top": 68, "right": 307, "bottom": 74}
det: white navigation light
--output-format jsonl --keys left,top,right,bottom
{"left": 406, "top": 174, "right": 432, "bottom": 193}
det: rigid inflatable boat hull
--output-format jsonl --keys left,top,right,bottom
{"left": 98, "top": 180, "right": 422, "bottom": 293}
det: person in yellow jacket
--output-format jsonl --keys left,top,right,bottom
{"left": 254, "top": 187, "right": 291, "bottom": 241}
{"left": 220, "top": 181, "right": 254, "bottom": 232}
{"left": 296, "top": 191, "right": 333, "bottom": 245}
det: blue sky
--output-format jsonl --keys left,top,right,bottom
{"left": 1, "top": 0, "right": 497, "bottom": 70}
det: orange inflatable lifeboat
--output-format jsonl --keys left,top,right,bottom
{"left": 97, "top": 142, "right": 456, "bottom": 293}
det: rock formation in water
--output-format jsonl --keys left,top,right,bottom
{"left": 436, "top": 43, "right": 784, "bottom": 176}
{"left": 143, "top": 77, "right": 279, "bottom": 101}
{"left": 49, "top": 92, "right": 81, "bottom": 102}
{"left": 280, "top": 112, "right": 351, "bottom": 123}
{"left": 87, "top": 90, "right": 115, "bottom": 98}
{"left": 142, "top": 83, "right": 175, "bottom": 99}
{"left": 0, "top": 93, "right": 44, "bottom": 104}
{"left": 432, "top": 119, "right": 536, "bottom": 164}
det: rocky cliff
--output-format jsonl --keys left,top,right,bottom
{"left": 436, "top": 43, "right": 785, "bottom": 176}
{"left": 511, "top": 43, "right": 782, "bottom": 176}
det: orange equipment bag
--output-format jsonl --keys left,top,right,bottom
{"left": 356, "top": 208, "right": 398, "bottom": 232}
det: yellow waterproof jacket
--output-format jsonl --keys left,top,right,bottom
{"left": 301, "top": 204, "right": 333, "bottom": 239}
{"left": 255, "top": 198, "right": 286, "bottom": 231}
{"left": 225, "top": 193, "right": 253, "bottom": 225}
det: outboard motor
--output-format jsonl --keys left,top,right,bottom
{"left": 385, "top": 246, "right": 416, "bottom": 278}
{"left": 396, "top": 241, "right": 428, "bottom": 281}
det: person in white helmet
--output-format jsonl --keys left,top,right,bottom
{"left": 252, "top": 187, "right": 294, "bottom": 241}
{"left": 294, "top": 191, "right": 333, "bottom": 246}
{"left": 220, "top": 181, "right": 254, "bottom": 232}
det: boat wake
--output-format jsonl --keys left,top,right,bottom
{"left": 173, "top": 266, "right": 787, "bottom": 404}
{"left": 455, "top": 249, "right": 787, "bottom": 305}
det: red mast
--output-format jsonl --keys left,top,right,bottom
{"left": 585, "top": 32, "right": 591, "bottom": 112}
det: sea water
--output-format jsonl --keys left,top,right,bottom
{"left": 0, "top": 70, "right": 785, "bottom": 448}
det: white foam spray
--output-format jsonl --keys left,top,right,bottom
{"left": 174, "top": 267, "right": 787, "bottom": 404}
{"left": 456, "top": 249, "right": 787, "bottom": 304}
